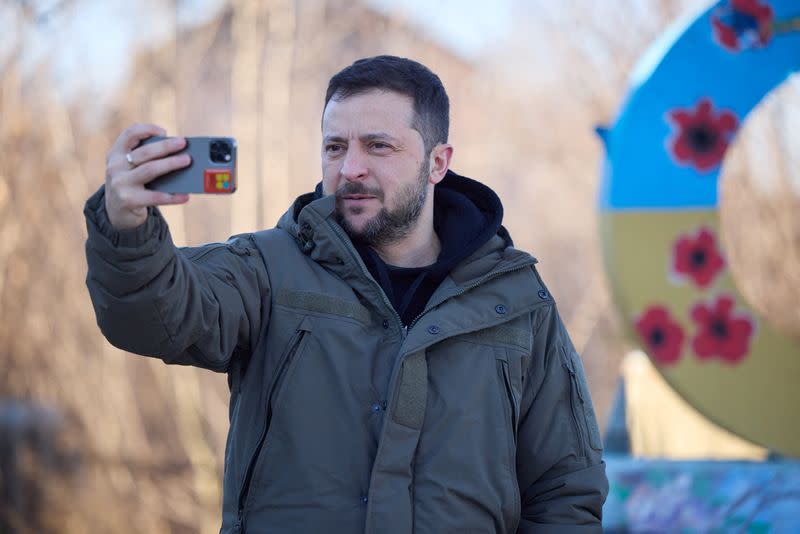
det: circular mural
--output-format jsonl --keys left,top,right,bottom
{"left": 599, "top": 0, "right": 800, "bottom": 456}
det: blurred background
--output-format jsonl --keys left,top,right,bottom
{"left": 1, "top": 0, "right": 798, "bottom": 532}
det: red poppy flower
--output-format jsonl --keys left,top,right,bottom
{"left": 634, "top": 306, "right": 685, "bottom": 366}
{"left": 672, "top": 227, "right": 726, "bottom": 289}
{"left": 666, "top": 98, "right": 739, "bottom": 173}
{"left": 690, "top": 295, "right": 755, "bottom": 364}
{"left": 711, "top": 0, "right": 774, "bottom": 53}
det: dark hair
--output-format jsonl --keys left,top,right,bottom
{"left": 324, "top": 55, "right": 449, "bottom": 155}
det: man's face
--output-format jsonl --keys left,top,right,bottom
{"left": 321, "top": 90, "right": 431, "bottom": 246}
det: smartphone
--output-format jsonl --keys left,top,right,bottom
{"left": 142, "top": 136, "right": 237, "bottom": 194}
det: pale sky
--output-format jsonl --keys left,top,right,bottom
{"left": 2, "top": 0, "right": 227, "bottom": 117}
{"left": 3, "top": 0, "right": 517, "bottom": 116}
{"left": 3, "top": 0, "right": 711, "bottom": 115}
{"left": 367, "top": 0, "right": 516, "bottom": 59}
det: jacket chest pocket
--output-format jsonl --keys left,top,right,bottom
{"left": 450, "top": 324, "right": 530, "bottom": 445}
{"left": 236, "top": 316, "right": 314, "bottom": 518}
{"left": 423, "top": 338, "right": 526, "bottom": 529}
{"left": 436, "top": 324, "right": 530, "bottom": 452}
{"left": 268, "top": 316, "right": 314, "bottom": 420}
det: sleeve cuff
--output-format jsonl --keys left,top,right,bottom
{"left": 84, "top": 185, "right": 169, "bottom": 250}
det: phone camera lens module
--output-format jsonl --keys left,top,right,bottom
{"left": 210, "top": 139, "right": 232, "bottom": 164}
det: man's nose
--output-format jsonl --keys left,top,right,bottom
{"left": 340, "top": 146, "right": 368, "bottom": 181}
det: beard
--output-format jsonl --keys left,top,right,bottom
{"left": 334, "top": 162, "right": 429, "bottom": 247}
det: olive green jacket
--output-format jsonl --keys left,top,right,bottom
{"left": 84, "top": 186, "right": 607, "bottom": 534}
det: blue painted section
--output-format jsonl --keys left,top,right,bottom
{"left": 599, "top": 0, "right": 800, "bottom": 211}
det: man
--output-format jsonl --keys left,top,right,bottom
{"left": 85, "top": 55, "right": 607, "bottom": 533}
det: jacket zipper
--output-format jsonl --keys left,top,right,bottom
{"left": 184, "top": 237, "right": 252, "bottom": 264}
{"left": 562, "top": 357, "right": 586, "bottom": 459}
{"left": 500, "top": 362, "right": 519, "bottom": 445}
{"left": 500, "top": 361, "right": 522, "bottom": 525}
{"left": 328, "top": 222, "right": 406, "bottom": 336}
{"left": 183, "top": 242, "right": 229, "bottom": 263}
{"left": 327, "top": 221, "right": 537, "bottom": 529}
{"left": 329, "top": 219, "right": 538, "bottom": 334}
{"left": 235, "top": 328, "right": 308, "bottom": 532}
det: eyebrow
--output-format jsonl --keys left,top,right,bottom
{"left": 323, "top": 132, "right": 401, "bottom": 144}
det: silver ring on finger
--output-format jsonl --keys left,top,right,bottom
{"left": 126, "top": 152, "right": 137, "bottom": 168}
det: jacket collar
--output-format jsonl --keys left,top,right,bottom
{"left": 276, "top": 180, "right": 537, "bottom": 297}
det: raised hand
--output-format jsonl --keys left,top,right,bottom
{"left": 104, "top": 123, "right": 191, "bottom": 230}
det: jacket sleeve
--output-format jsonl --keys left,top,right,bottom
{"left": 515, "top": 301, "right": 608, "bottom": 533}
{"left": 84, "top": 186, "right": 270, "bottom": 372}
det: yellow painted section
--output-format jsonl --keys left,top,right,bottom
{"left": 622, "top": 350, "right": 767, "bottom": 459}
{"left": 601, "top": 210, "right": 800, "bottom": 456}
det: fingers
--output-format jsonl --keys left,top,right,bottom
{"left": 110, "top": 123, "right": 167, "bottom": 155}
{"left": 127, "top": 153, "right": 192, "bottom": 186}
{"left": 116, "top": 189, "right": 190, "bottom": 210}
{"left": 126, "top": 136, "right": 187, "bottom": 168}
{"left": 107, "top": 123, "right": 169, "bottom": 176}
{"left": 108, "top": 135, "right": 187, "bottom": 175}
{"left": 104, "top": 124, "right": 192, "bottom": 230}
{"left": 106, "top": 131, "right": 191, "bottom": 187}
{"left": 137, "top": 191, "right": 190, "bottom": 207}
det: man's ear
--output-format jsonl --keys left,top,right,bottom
{"left": 428, "top": 144, "right": 453, "bottom": 185}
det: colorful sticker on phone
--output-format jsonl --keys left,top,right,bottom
{"left": 204, "top": 169, "right": 233, "bottom": 193}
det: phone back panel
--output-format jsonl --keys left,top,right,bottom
{"left": 142, "top": 136, "right": 237, "bottom": 194}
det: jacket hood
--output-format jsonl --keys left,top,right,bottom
{"left": 427, "top": 169, "right": 505, "bottom": 278}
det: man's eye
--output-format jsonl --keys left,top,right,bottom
{"left": 325, "top": 145, "right": 343, "bottom": 154}
{"left": 371, "top": 142, "right": 390, "bottom": 150}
